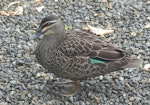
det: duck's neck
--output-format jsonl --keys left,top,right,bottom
{"left": 36, "top": 34, "right": 64, "bottom": 67}
{"left": 41, "top": 33, "right": 65, "bottom": 49}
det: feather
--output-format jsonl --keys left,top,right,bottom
{"left": 122, "top": 58, "right": 143, "bottom": 68}
{"left": 90, "top": 58, "right": 106, "bottom": 63}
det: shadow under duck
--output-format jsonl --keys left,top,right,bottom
{"left": 29, "top": 15, "right": 143, "bottom": 96}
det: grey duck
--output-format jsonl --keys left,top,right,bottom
{"left": 29, "top": 15, "right": 143, "bottom": 96}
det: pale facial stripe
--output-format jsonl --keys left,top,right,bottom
{"left": 39, "top": 20, "right": 57, "bottom": 30}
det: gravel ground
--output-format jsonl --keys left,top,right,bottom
{"left": 0, "top": 0, "right": 150, "bottom": 105}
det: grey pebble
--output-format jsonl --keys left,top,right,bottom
{"left": 0, "top": 102, "right": 8, "bottom": 105}
{"left": 80, "top": 101, "right": 86, "bottom": 105}
{"left": 0, "top": 91, "right": 4, "bottom": 99}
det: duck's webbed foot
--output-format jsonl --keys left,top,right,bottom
{"left": 56, "top": 80, "right": 80, "bottom": 96}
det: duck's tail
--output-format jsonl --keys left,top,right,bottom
{"left": 122, "top": 56, "right": 143, "bottom": 68}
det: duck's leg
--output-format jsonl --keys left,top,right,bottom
{"left": 56, "top": 80, "right": 80, "bottom": 96}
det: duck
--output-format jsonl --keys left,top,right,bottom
{"left": 29, "top": 15, "right": 143, "bottom": 96}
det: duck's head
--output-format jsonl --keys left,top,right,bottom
{"left": 29, "top": 15, "right": 65, "bottom": 40}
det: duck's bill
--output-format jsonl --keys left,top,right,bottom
{"left": 29, "top": 30, "right": 43, "bottom": 40}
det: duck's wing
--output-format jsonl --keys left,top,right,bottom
{"left": 57, "top": 31, "right": 142, "bottom": 79}
{"left": 59, "top": 31, "right": 126, "bottom": 61}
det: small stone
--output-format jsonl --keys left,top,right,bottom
{"left": 32, "top": 96, "right": 38, "bottom": 101}
{"left": 130, "top": 97, "right": 135, "bottom": 101}
{"left": 27, "top": 93, "right": 32, "bottom": 98}
{"left": 0, "top": 92, "right": 4, "bottom": 98}
{"left": 94, "top": 13, "right": 98, "bottom": 17}
{"left": 89, "top": 80, "right": 96, "bottom": 85}
{"left": 0, "top": 55, "right": 3, "bottom": 60}
{"left": 35, "top": 85, "right": 39, "bottom": 89}
{"left": 21, "top": 94, "right": 26, "bottom": 99}
{"left": 99, "top": 75, "right": 103, "bottom": 80}
{"left": 0, "top": 102, "right": 8, "bottom": 105}
{"left": 17, "top": 45, "right": 22, "bottom": 49}
{"left": 6, "top": 96, "right": 10, "bottom": 102}
{"left": 143, "top": 64, "right": 150, "bottom": 71}
{"left": 41, "top": 103, "right": 46, "bottom": 105}
{"left": 17, "top": 66, "right": 24, "bottom": 70}
{"left": 36, "top": 73, "right": 41, "bottom": 78}
{"left": 36, "top": 72, "right": 48, "bottom": 78}
{"left": 69, "top": 96, "right": 74, "bottom": 102}
{"left": 94, "top": 96, "right": 100, "bottom": 103}
{"left": 17, "top": 54, "right": 22, "bottom": 58}
{"left": 131, "top": 32, "right": 137, "bottom": 36}
{"left": 119, "top": 77, "right": 124, "bottom": 81}
{"left": 85, "top": 101, "right": 90, "bottom": 105}
{"left": 128, "top": 102, "right": 132, "bottom": 105}
{"left": 23, "top": 45, "right": 30, "bottom": 51}
{"left": 80, "top": 101, "right": 86, "bottom": 105}
{"left": 41, "top": 72, "right": 47, "bottom": 78}
{"left": 10, "top": 80, "right": 16, "bottom": 84}
{"left": 125, "top": 83, "right": 131, "bottom": 88}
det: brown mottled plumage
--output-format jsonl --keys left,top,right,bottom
{"left": 30, "top": 15, "right": 142, "bottom": 80}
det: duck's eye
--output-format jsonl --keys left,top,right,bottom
{"left": 43, "top": 22, "right": 51, "bottom": 27}
{"left": 47, "top": 22, "right": 55, "bottom": 26}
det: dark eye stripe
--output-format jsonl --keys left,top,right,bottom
{"left": 40, "top": 23, "right": 50, "bottom": 29}
{"left": 39, "top": 21, "right": 56, "bottom": 30}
